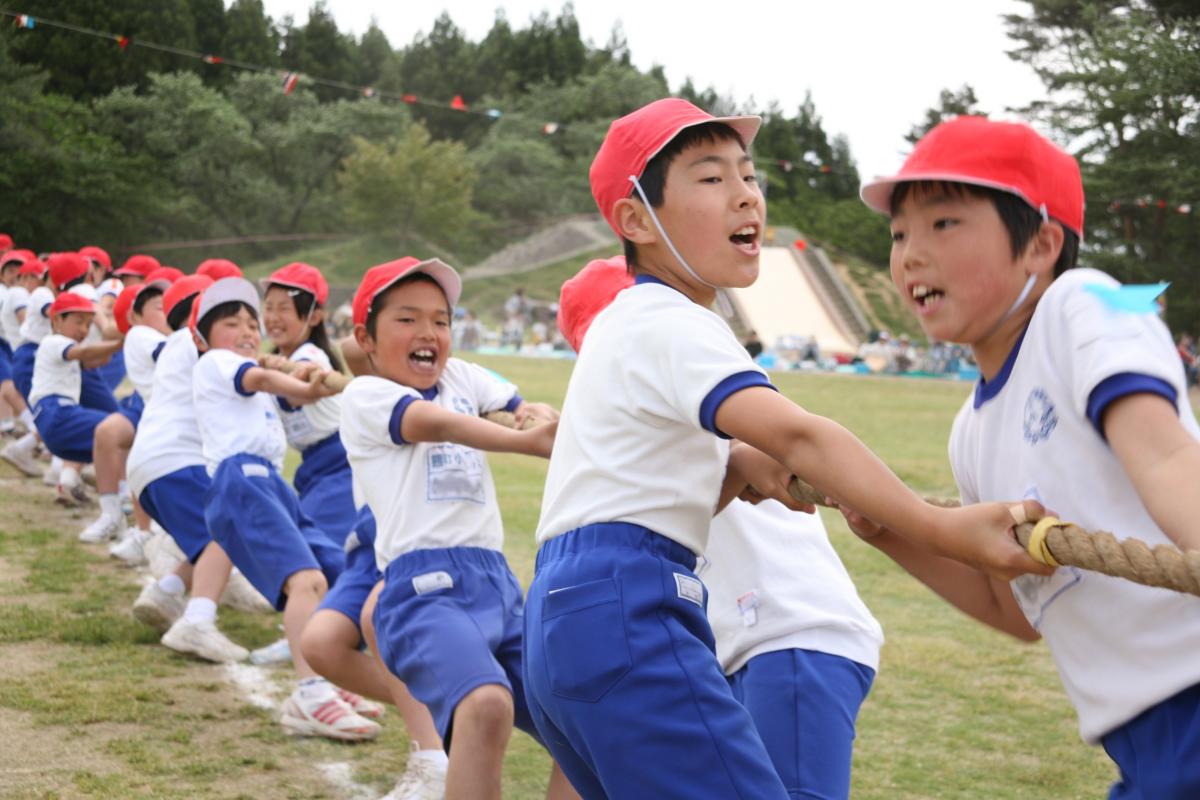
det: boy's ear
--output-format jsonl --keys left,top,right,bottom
{"left": 191, "top": 330, "right": 208, "bottom": 353}
{"left": 613, "top": 198, "right": 657, "bottom": 245}
{"left": 1026, "top": 221, "right": 1065, "bottom": 277}
{"left": 353, "top": 322, "right": 375, "bottom": 355}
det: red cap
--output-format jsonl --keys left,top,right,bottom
{"left": 1, "top": 248, "right": 35, "bottom": 269}
{"left": 0, "top": 234, "right": 12, "bottom": 252}
{"left": 861, "top": 116, "right": 1085, "bottom": 237}
{"left": 558, "top": 255, "right": 634, "bottom": 352}
{"left": 144, "top": 266, "right": 184, "bottom": 284}
{"left": 590, "top": 98, "right": 761, "bottom": 237}
{"left": 352, "top": 257, "right": 462, "bottom": 327}
{"left": 163, "top": 275, "right": 213, "bottom": 319}
{"left": 262, "top": 262, "right": 329, "bottom": 306}
{"left": 195, "top": 259, "right": 243, "bottom": 280}
{"left": 114, "top": 254, "right": 161, "bottom": 278}
{"left": 18, "top": 258, "right": 48, "bottom": 277}
{"left": 112, "top": 285, "right": 140, "bottom": 335}
{"left": 79, "top": 246, "right": 112, "bottom": 269}
{"left": 48, "top": 252, "right": 90, "bottom": 289}
{"left": 50, "top": 291, "right": 96, "bottom": 318}
{"left": 189, "top": 277, "right": 260, "bottom": 339}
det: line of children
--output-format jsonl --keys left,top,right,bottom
{"left": 0, "top": 248, "right": 38, "bottom": 453}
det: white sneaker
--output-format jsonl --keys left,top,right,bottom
{"left": 80, "top": 463, "right": 97, "bottom": 487}
{"left": 161, "top": 618, "right": 249, "bottom": 663}
{"left": 280, "top": 689, "right": 381, "bottom": 742}
{"left": 109, "top": 528, "right": 151, "bottom": 565}
{"left": 383, "top": 750, "right": 448, "bottom": 800}
{"left": 80, "top": 514, "right": 123, "bottom": 543}
{"left": 144, "top": 531, "right": 185, "bottom": 579}
{"left": 220, "top": 569, "right": 274, "bottom": 614}
{"left": 132, "top": 581, "right": 186, "bottom": 632}
{"left": 2, "top": 441, "right": 40, "bottom": 477}
{"left": 249, "top": 637, "right": 292, "bottom": 666}
{"left": 42, "top": 460, "right": 61, "bottom": 486}
{"left": 336, "top": 688, "right": 385, "bottom": 720}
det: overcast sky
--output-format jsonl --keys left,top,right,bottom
{"left": 259, "top": 0, "right": 1047, "bottom": 180}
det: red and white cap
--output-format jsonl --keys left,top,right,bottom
{"left": 860, "top": 115, "right": 1085, "bottom": 237}
{"left": 0, "top": 234, "right": 12, "bottom": 252}
{"left": 79, "top": 246, "right": 112, "bottom": 270}
{"left": 352, "top": 257, "right": 461, "bottom": 327}
{"left": 162, "top": 275, "right": 213, "bottom": 319}
{"left": 188, "top": 277, "right": 261, "bottom": 338}
{"left": 18, "top": 258, "right": 48, "bottom": 277}
{"left": 261, "top": 262, "right": 329, "bottom": 305}
{"left": 50, "top": 291, "right": 96, "bottom": 317}
{"left": 113, "top": 276, "right": 173, "bottom": 334}
{"left": 1, "top": 248, "right": 35, "bottom": 269}
{"left": 558, "top": 255, "right": 634, "bottom": 353}
{"left": 48, "top": 252, "right": 90, "bottom": 289}
{"left": 589, "top": 97, "right": 761, "bottom": 238}
{"left": 194, "top": 259, "right": 243, "bottom": 281}
{"left": 114, "top": 254, "right": 162, "bottom": 278}
{"left": 144, "top": 266, "right": 184, "bottom": 284}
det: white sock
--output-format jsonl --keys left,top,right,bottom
{"left": 59, "top": 465, "right": 80, "bottom": 489}
{"left": 118, "top": 479, "right": 130, "bottom": 498}
{"left": 297, "top": 676, "right": 334, "bottom": 700}
{"left": 12, "top": 432, "right": 36, "bottom": 454}
{"left": 99, "top": 493, "right": 121, "bottom": 519}
{"left": 19, "top": 409, "right": 33, "bottom": 428}
{"left": 410, "top": 749, "right": 449, "bottom": 768}
{"left": 158, "top": 573, "right": 186, "bottom": 596}
{"left": 0, "top": 417, "right": 13, "bottom": 432}
{"left": 50, "top": 456, "right": 63, "bottom": 471}
{"left": 182, "top": 597, "right": 217, "bottom": 624}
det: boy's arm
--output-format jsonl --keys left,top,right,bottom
{"left": 400, "top": 400, "right": 556, "bottom": 459}
{"left": 513, "top": 400, "right": 559, "bottom": 428}
{"left": 715, "top": 386, "right": 1051, "bottom": 581}
{"left": 338, "top": 335, "right": 371, "bottom": 377}
{"left": 1104, "top": 393, "right": 1200, "bottom": 550}
{"left": 65, "top": 338, "right": 123, "bottom": 369}
{"left": 239, "top": 364, "right": 337, "bottom": 402}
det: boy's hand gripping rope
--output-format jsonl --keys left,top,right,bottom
{"left": 786, "top": 477, "right": 1200, "bottom": 597}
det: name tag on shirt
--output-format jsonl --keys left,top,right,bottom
{"left": 426, "top": 444, "right": 486, "bottom": 504}
{"left": 412, "top": 571, "right": 454, "bottom": 595}
{"left": 737, "top": 590, "right": 760, "bottom": 627}
{"left": 674, "top": 573, "right": 704, "bottom": 607}
{"left": 281, "top": 406, "right": 317, "bottom": 443}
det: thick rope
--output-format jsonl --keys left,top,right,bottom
{"left": 788, "top": 477, "right": 1200, "bottom": 597}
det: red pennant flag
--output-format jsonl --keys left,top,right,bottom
{"left": 450, "top": 95, "right": 468, "bottom": 111}
{"left": 116, "top": 36, "right": 130, "bottom": 51}
{"left": 793, "top": 238, "right": 808, "bottom": 251}
{"left": 401, "top": 94, "right": 418, "bottom": 104}
{"left": 542, "top": 122, "right": 560, "bottom": 135}
{"left": 203, "top": 54, "right": 223, "bottom": 64}
{"left": 1157, "top": 199, "right": 1167, "bottom": 209}
{"left": 819, "top": 164, "right": 832, "bottom": 173}
{"left": 281, "top": 72, "right": 299, "bottom": 95}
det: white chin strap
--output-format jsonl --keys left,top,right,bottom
{"left": 629, "top": 175, "right": 734, "bottom": 316}
{"left": 984, "top": 203, "right": 1051, "bottom": 339}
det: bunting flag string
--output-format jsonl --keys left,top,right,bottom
{"left": 1108, "top": 199, "right": 1194, "bottom": 216}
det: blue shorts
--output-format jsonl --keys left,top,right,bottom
{"left": 96, "top": 349, "right": 125, "bottom": 391}
{"left": 1103, "top": 682, "right": 1200, "bottom": 799}
{"left": 80, "top": 367, "right": 118, "bottom": 413}
{"left": 32, "top": 395, "right": 106, "bottom": 463}
{"left": 139, "top": 466, "right": 214, "bottom": 563}
{"left": 0, "top": 338, "right": 12, "bottom": 383}
{"left": 117, "top": 391, "right": 144, "bottom": 429}
{"left": 12, "top": 342, "right": 36, "bottom": 401}
{"left": 294, "top": 433, "right": 356, "bottom": 548}
{"left": 205, "top": 453, "right": 344, "bottom": 611}
{"left": 523, "top": 523, "right": 788, "bottom": 800}
{"left": 318, "top": 507, "right": 381, "bottom": 632}
{"left": 374, "top": 546, "right": 537, "bottom": 745}
{"left": 728, "top": 649, "right": 875, "bottom": 800}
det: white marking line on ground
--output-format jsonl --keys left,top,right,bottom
{"left": 317, "top": 761, "right": 378, "bottom": 800}
{"left": 222, "top": 662, "right": 281, "bottom": 710}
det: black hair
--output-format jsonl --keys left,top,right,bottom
{"left": 266, "top": 283, "right": 344, "bottom": 372}
{"left": 621, "top": 121, "right": 747, "bottom": 271}
{"left": 166, "top": 294, "right": 197, "bottom": 331}
{"left": 364, "top": 273, "right": 450, "bottom": 339}
{"left": 60, "top": 276, "right": 87, "bottom": 291}
{"left": 197, "top": 300, "right": 258, "bottom": 343}
{"left": 132, "top": 286, "right": 164, "bottom": 316}
{"left": 889, "top": 181, "right": 1080, "bottom": 277}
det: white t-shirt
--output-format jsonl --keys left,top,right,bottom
{"left": 29, "top": 333, "right": 81, "bottom": 406}
{"left": 18, "top": 287, "right": 54, "bottom": 345}
{"left": 699, "top": 499, "right": 883, "bottom": 675}
{"left": 339, "top": 359, "right": 520, "bottom": 570}
{"left": 1, "top": 285, "right": 29, "bottom": 344}
{"left": 274, "top": 343, "right": 343, "bottom": 451}
{"left": 123, "top": 325, "right": 168, "bottom": 401}
{"left": 536, "top": 279, "right": 772, "bottom": 555}
{"left": 192, "top": 348, "right": 286, "bottom": 474}
{"left": 127, "top": 329, "right": 204, "bottom": 495}
{"left": 949, "top": 267, "right": 1200, "bottom": 743}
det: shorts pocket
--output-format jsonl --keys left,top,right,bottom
{"left": 542, "top": 577, "right": 631, "bottom": 703}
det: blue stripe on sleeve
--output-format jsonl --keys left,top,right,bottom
{"left": 699, "top": 370, "right": 777, "bottom": 439}
{"left": 504, "top": 394, "right": 523, "bottom": 413}
{"left": 61, "top": 344, "right": 74, "bottom": 360}
{"left": 150, "top": 341, "right": 166, "bottom": 362}
{"left": 1086, "top": 372, "right": 1178, "bottom": 438}
{"left": 233, "top": 362, "right": 256, "bottom": 397}
{"left": 389, "top": 395, "right": 420, "bottom": 445}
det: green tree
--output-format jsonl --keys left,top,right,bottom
{"left": 470, "top": 133, "right": 569, "bottom": 227}
{"left": 904, "top": 85, "right": 986, "bottom": 145}
{"left": 222, "top": 0, "right": 280, "bottom": 68}
{"left": 338, "top": 124, "right": 477, "bottom": 244}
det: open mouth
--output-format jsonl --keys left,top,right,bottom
{"left": 409, "top": 348, "right": 437, "bottom": 371}
{"left": 911, "top": 283, "right": 945, "bottom": 311}
{"left": 730, "top": 224, "right": 760, "bottom": 255}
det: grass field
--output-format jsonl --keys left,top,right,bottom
{"left": 0, "top": 356, "right": 1121, "bottom": 799}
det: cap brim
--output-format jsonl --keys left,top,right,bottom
{"left": 196, "top": 278, "right": 260, "bottom": 325}
{"left": 645, "top": 114, "right": 762, "bottom": 168}
{"left": 861, "top": 171, "right": 1035, "bottom": 216}
{"left": 372, "top": 258, "right": 462, "bottom": 310}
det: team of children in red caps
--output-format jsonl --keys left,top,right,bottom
{"left": 1, "top": 98, "right": 1197, "bottom": 800}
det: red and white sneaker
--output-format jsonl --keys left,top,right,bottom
{"left": 336, "top": 688, "right": 385, "bottom": 720}
{"left": 280, "top": 687, "right": 380, "bottom": 742}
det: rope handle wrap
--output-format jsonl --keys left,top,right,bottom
{"left": 787, "top": 477, "right": 1200, "bottom": 598}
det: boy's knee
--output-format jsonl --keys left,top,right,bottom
{"left": 455, "top": 684, "right": 514, "bottom": 733}
{"left": 284, "top": 569, "right": 327, "bottom": 599}
{"left": 299, "top": 619, "right": 333, "bottom": 671}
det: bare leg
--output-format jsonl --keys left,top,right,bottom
{"left": 0, "top": 380, "right": 25, "bottom": 418}
{"left": 132, "top": 495, "right": 151, "bottom": 531}
{"left": 91, "top": 414, "right": 132, "bottom": 495}
{"left": 282, "top": 568, "right": 327, "bottom": 679}
{"left": 301, "top": 609, "right": 396, "bottom": 701}
{"left": 546, "top": 763, "right": 582, "bottom": 800}
{"left": 190, "top": 541, "right": 233, "bottom": 602}
{"left": 360, "top": 581, "right": 443, "bottom": 751}
{"left": 444, "top": 684, "right": 513, "bottom": 800}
